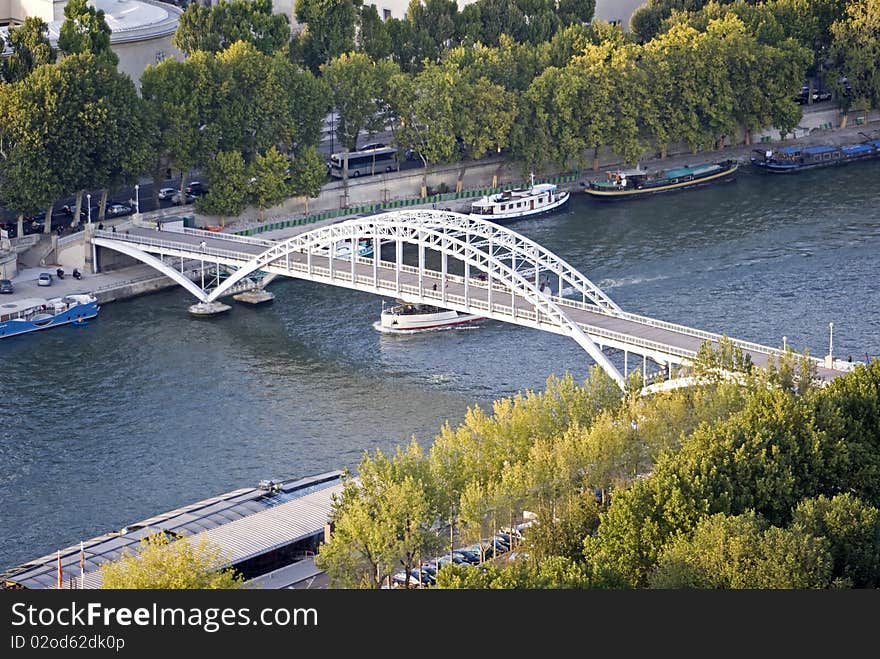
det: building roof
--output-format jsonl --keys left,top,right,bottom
{"left": 0, "top": 0, "right": 181, "bottom": 53}
{"left": 1, "top": 470, "right": 343, "bottom": 589}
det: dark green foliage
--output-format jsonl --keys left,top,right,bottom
{"left": 358, "top": 5, "right": 392, "bottom": 60}
{"left": 58, "top": 0, "right": 117, "bottom": 66}
{"left": 293, "top": 0, "right": 357, "bottom": 72}
{"left": 649, "top": 511, "right": 834, "bottom": 588}
{"left": 810, "top": 360, "right": 880, "bottom": 505}
{"left": 2, "top": 17, "right": 56, "bottom": 83}
{"left": 792, "top": 494, "right": 880, "bottom": 588}
{"left": 199, "top": 150, "right": 250, "bottom": 218}
{"left": 173, "top": 0, "right": 290, "bottom": 56}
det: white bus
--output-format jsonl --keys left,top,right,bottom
{"left": 328, "top": 145, "right": 399, "bottom": 179}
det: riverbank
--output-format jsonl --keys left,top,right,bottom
{"left": 4, "top": 114, "right": 878, "bottom": 308}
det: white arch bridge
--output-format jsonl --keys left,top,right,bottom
{"left": 92, "top": 210, "right": 857, "bottom": 390}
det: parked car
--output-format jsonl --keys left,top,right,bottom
{"left": 0, "top": 279, "right": 13, "bottom": 294}
{"left": 105, "top": 203, "right": 133, "bottom": 218}
{"left": 408, "top": 569, "right": 435, "bottom": 586}
{"left": 491, "top": 535, "right": 511, "bottom": 551}
{"left": 795, "top": 86, "right": 833, "bottom": 104}
{"left": 158, "top": 187, "right": 176, "bottom": 200}
{"left": 453, "top": 549, "right": 481, "bottom": 564}
{"left": 37, "top": 272, "right": 53, "bottom": 286}
{"left": 186, "top": 181, "right": 207, "bottom": 196}
{"left": 435, "top": 555, "right": 464, "bottom": 572}
{"left": 171, "top": 192, "right": 196, "bottom": 205}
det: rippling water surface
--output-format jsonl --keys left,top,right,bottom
{"left": 2, "top": 164, "right": 879, "bottom": 569}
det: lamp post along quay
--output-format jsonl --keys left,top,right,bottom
{"left": 134, "top": 184, "right": 140, "bottom": 215}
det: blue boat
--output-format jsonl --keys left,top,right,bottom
{"left": 0, "top": 293, "right": 100, "bottom": 339}
{"left": 750, "top": 139, "right": 880, "bottom": 173}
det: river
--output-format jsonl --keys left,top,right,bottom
{"left": 2, "top": 162, "right": 879, "bottom": 570}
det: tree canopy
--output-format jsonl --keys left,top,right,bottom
{"left": 99, "top": 532, "right": 246, "bottom": 589}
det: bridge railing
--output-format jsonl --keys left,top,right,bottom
{"left": 553, "top": 296, "right": 813, "bottom": 362}
{"left": 175, "top": 227, "right": 275, "bottom": 247}
{"left": 95, "top": 230, "right": 255, "bottom": 263}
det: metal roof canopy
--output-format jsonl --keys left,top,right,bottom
{"left": 2, "top": 471, "right": 343, "bottom": 589}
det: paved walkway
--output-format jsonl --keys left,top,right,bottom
{"left": 5, "top": 264, "right": 170, "bottom": 303}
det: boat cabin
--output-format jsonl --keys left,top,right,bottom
{"left": 0, "top": 298, "right": 50, "bottom": 322}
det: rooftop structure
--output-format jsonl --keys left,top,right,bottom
{"left": 1, "top": 470, "right": 343, "bottom": 589}
{"left": 0, "top": 0, "right": 183, "bottom": 87}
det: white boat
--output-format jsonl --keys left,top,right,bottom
{"left": 375, "top": 301, "right": 483, "bottom": 332}
{"left": 469, "top": 174, "right": 570, "bottom": 222}
{"left": 0, "top": 293, "right": 99, "bottom": 339}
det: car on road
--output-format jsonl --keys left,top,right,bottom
{"left": 37, "top": 272, "right": 53, "bottom": 286}
{"left": 158, "top": 187, "right": 176, "bottom": 200}
{"left": 0, "top": 279, "right": 13, "bottom": 294}
{"left": 171, "top": 191, "right": 196, "bottom": 205}
{"left": 186, "top": 181, "right": 207, "bottom": 196}
{"left": 105, "top": 203, "right": 133, "bottom": 218}
{"left": 359, "top": 142, "right": 386, "bottom": 151}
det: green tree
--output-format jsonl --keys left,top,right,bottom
{"left": 100, "top": 532, "right": 245, "bottom": 589}
{"left": 293, "top": 0, "right": 358, "bottom": 72}
{"left": 386, "top": 18, "right": 418, "bottom": 72}
{"left": 557, "top": 0, "right": 596, "bottom": 27}
{"left": 58, "top": 0, "right": 118, "bottom": 66}
{"left": 173, "top": 0, "right": 290, "bottom": 56}
{"left": 316, "top": 452, "right": 440, "bottom": 588}
{"left": 457, "top": 0, "right": 528, "bottom": 47}
{"left": 649, "top": 511, "right": 833, "bottom": 588}
{"left": 213, "top": 41, "right": 291, "bottom": 160}
{"left": 792, "top": 494, "right": 880, "bottom": 587}
{"left": 826, "top": 0, "right": 880, "bottom": 120}
{"left": 810, "top": 360, "right": 880, "bottom": 506}
{"left": 141, "top": 53, "right": 217, "bottom": 205}
{"left": 2, "top": 17, "right": 56, "bottom": 83}
{"left": 273, "top": 56, "right": 332, "bottom": 152}
{"left": 248, "top": 146, "right": 291, "bottom": 220}
{"left": 629, "top": 3, "right": 667, "bottom": 43}
{"left": 86, "top": 62, "right": 152, "bottom": 224}
{"left": 357, "top": 5, "right": 392, "bottom": 60}
{"left": 0, "top": 82, "right": 56, "bottom": 237}
{"left": 288, "top": 145, "right": 327, "bottom": 212}
{"left": 408, "top": 0, "right": 459, "bottom": 66}
{"left": 322, "top": 52, "right": 391, "bottom": 151}
{"left": 199, "top": 150, "right": 250, "bottom": 224}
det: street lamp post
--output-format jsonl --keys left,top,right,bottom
{"left": 828, "top": 322, "right": 834, "bottom": 361}
{"left": 134, "top": 184, "right": 139, "bottom": 214}
{"left": 86, "top": 194, "right": 91, "bottom": 224}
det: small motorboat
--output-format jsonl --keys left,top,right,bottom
{"left": 375, "top": 301, "right": 483, "bottom": 333}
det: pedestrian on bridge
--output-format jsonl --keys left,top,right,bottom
{"left": 200, "top": 240, "right": 207, "bottom": 251}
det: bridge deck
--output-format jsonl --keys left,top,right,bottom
{"left": 100, "top": 227, "right": 851, "bottom": 383}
